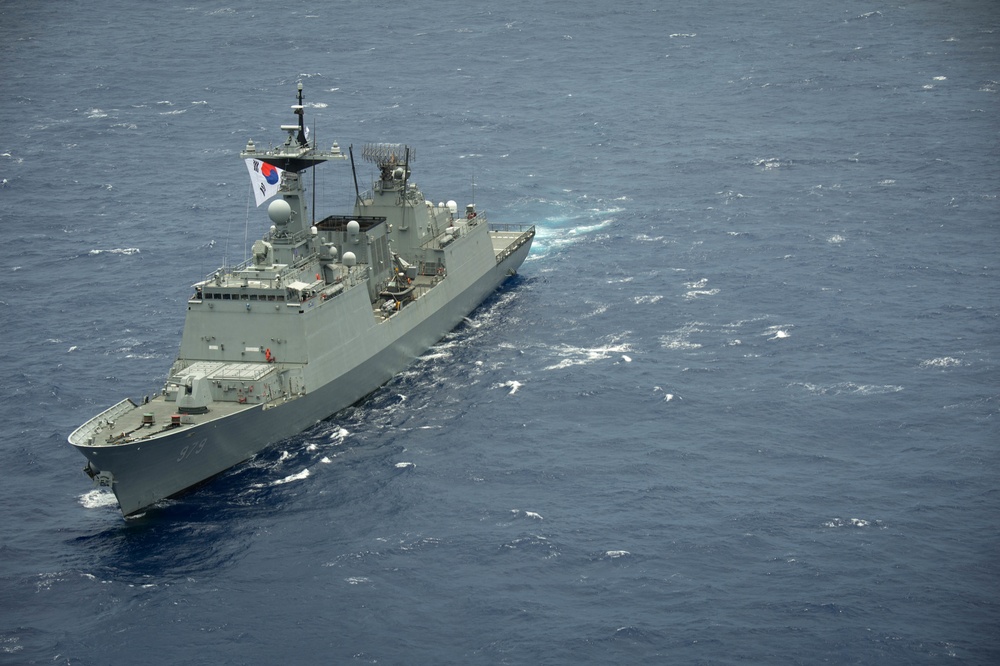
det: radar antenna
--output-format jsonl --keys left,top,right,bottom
{"left": 294, "top": 82, "right": 308, "bottom": 147}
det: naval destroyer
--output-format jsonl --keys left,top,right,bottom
{"left": 69, "top": 84, "right": 535, "bottom": 517}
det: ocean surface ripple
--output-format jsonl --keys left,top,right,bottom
{"left": 1, "top": 1, "right": 997, "bottom": 663}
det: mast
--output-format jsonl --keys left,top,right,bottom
{"left": 294, "top": 82, "right": 308, "bottom": 147}
{"left": 239, "top": 82, "right": 347, "bottom": 242}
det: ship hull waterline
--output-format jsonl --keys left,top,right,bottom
{"left": 70, "top": 240, "right": 532, "bottom": 516}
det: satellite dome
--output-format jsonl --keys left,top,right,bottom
{"left": 267, "top": 199, "right": 292, "bottom": 225}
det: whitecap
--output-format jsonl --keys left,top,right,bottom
{"left": 67, "top": 345, "right": 77, "bottom": 353}
{"left": 764, "top": 325, "right": 792, "bottom": 340}
{"left": 660, "top": 323, "right": 702, "bottom": 350}
{"left": 797, "top": 382, "right": 903, "bottom": 396}
{"left": 633, "top": 295, "right": 663, "bottom": 304}
{"left": 919, "top": 357, "right": 963, "bottom": 368}
{"left": 753, "top": 157, "right": 786, "bottom": 170}
{"left": 605, "top": 550, "right": 630, "bottom": 558}
{"left": 394, "top": 462, "right": 414, "bottom": 469}
{"left": 684, "top": 288, "right": 719, "bottom": 300}
{"left": 621, "top": 355, "right": 632, "bottom": 363}
{"left": 320, "top": 456, "right": 332, "bottom": 464}
{"left": 524, "top": 511, "right": 543, "bottom": 520}
{"left": 273, "top": 468, "right": 310, "bottom": 485}
{"left": 824, "top": 517, "right": 871, "bottom": 528}
{"left": 543, "top": 341, "right": 632, "bottom": 370}
{"left": 827, "top": 234, "right": 846, "bottom": 244}
{"left": 88, "top": 248, "right": 140, "bottom": 256}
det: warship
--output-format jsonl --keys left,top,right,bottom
{"left": 69, "top": 84, "right": 535, "bottom": 517}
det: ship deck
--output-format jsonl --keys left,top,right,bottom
{"left": 489, "top": 225, "right": 536, "bottom": 262}
{"left": 74, "top": 394, "right": 258, "bottom": 448}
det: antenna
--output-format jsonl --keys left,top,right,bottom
{"left": 311, "top": 118, "right": 316, "bottom": 224}
{"left": 295, "top": 82, "right": 307, "bottom": 147}
{"left": 349, "top": 145, "right": 360, "bottom": 205}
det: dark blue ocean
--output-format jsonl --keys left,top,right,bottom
{"left": 2, "top": 0, "right": 998, "bottom": 663}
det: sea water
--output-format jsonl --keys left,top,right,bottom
{"left": 1, "top": 1, "right": 997, "bottom": 663}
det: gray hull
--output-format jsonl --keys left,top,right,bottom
{"left": 69, "top": 87, "right": 535, "bottom": 516}
{"left": 70, "top": 234, "right": 532, "bottom": 516}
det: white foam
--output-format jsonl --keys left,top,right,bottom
{"left": 605, "top": 550, "right": 631, "bottom": 558}
{"left": 543, "top": 341, "right": 632, "bottom": 371}
{"left": 512, "top": 509, "right": 543, "bottom": 520}
{"left": 320, "top": 457, "right": 332, "bottom": 464}
{"left": 78, "top": 489, "right": 118, "bottom": 509}
{"left": 633, "top": 295, "right": 663, "bottom": 305}
{"left": 753, "top": 157, "right": 786, "bottom": 170}
{"left": 273, "top": 468, "right": 310, "bottom": 485}
{"left": 683, "top": 278, "right": 718, "bottom": 300}
{"left": 394, "top": 462, "right": 414, "bottom": 469}
{"left": 661, "top": 323, "right": 704, "bottom": 350}
{"left": 824, "top": 517, "right": 871, "bottom": 528}
{"left": 798, "top": 382, "right": 903, "bottom": 396}
{"left": 621, "top": 355, "right": 632, "bottom": 363}
{"left": 827, "top": 234, "right": 846, "bottom": 244}
{"left": 919, "top": 357, "right": 963, "bottom": 368}
{"left": 684, "top": 288, "right": 719, "bottom": 300}
{"left": 88, "top": 248, "right": 139, "bottom": 256}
